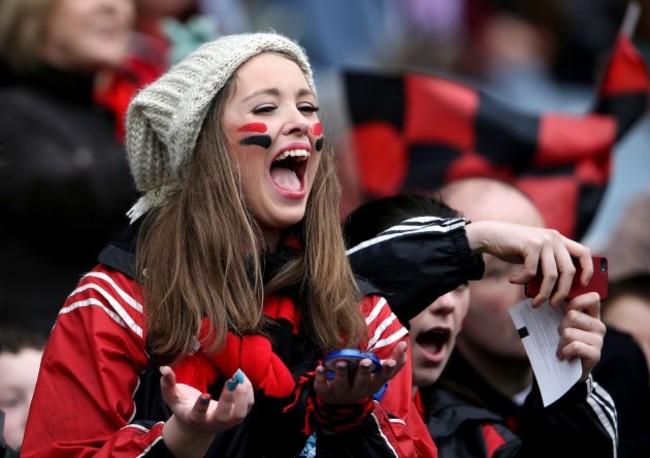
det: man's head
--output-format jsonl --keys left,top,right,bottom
{"left": 441, "top": 178, "right": 544, "bottom": 363}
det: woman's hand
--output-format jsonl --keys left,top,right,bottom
{"left": 557, "top": 292, "right": 606, "bottom": 382}
{"left": 466, "top": 220, "right": 593, "bottom": 307}
{"left": 160, "top": 366, "right": 254, "bottom": 458}
{"left": 312, "top": 341, "right": 408, "bottom": 404}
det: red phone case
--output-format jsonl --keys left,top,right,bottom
{"left": 524, "top": 256, "right": 608, "bottom": 300}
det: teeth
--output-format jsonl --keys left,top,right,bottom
{"left": 274, "top": 149, "right": 310, "bottom": 162}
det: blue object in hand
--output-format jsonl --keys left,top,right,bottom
{"left": 322, "top": 349, "right": 382, "bottom": 380}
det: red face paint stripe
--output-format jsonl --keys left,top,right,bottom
{"left": 238, "top": 123, "right": 267, "bottom": 133}
{"left": 311, "top": 123, "right": 323, "bottom": 136}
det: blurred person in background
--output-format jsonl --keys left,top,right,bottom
{"left": 440, "top": 177, "right": 650, "bottom": 458}
{"left": 0, "top": 0, "right": 138, "bottom": 334}
{"left": 96, "top": 0, "right": 217, "bottom": 141}
{"left": 600, "top": 185, "right": 650, "bottom": 383}
{"left": 602, "top": 274, "right": 650, "bottom": 384}
{"left": 0, "top": 326, "right": 46, "bottom": 454}
{"left": 457, "top": 1, "right": 650, "bottom": 254}
{"left": 600, "top": 185, "right": 650, "bottom": 281}
{"left": 133, "top": 0, "right": 204, "bottom": 65}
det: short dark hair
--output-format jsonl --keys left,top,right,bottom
{"left": 0, "top": 326, "right": 47, "bottom": 354}
{"left": 605, "top": 273, "right": 650, "bottom": 309}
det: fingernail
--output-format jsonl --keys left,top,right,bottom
{"left": 360, "top": 361, "right": 373, "bottom": 370}
{"left": 199, "top": 395, "right": 210, "bottom": 405}
{"left": 235, "top": 368, "right": 244, "bottom": 384}
{"left": 226, "top": 378, "right": 238, "bottom": 391}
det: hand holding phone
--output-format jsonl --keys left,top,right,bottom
{"left": 525, "top": 256, "right": 608, "bottom": 301}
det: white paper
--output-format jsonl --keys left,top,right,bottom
{"left": 508, "top": 299, "right": 581, "bottom": 406}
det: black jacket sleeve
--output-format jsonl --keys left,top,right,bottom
{"left": 516, "top": 376, "right": 618, "bottom": 458}
{"left": 347, "top": 216, "right": 484, "bottom": 326}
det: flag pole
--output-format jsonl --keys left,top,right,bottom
{"left": 621, "top": 1, "right": 641, "bottom": 38}
{"left": 594, "top": 1, "right": 643, "bottom": 98}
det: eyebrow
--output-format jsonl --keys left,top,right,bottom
{"left": 242, "top": 87, "right": 315, "bottom": 102}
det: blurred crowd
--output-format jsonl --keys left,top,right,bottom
{"left": 1, "top": 0, "right": 649, "bottom": 456}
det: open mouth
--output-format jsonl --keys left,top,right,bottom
{"left": 415, "top": 328, "right": 451, "bottom": 357}
{"left": 270, "top": 149, "right": 309, "bottom": 193}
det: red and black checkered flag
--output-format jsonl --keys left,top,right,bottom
{"left": 339, "top": 33, "right": 648, "bottom": 239}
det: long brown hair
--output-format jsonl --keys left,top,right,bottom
{"left": 138, "top": 54, "right": 367, "bottom": 364}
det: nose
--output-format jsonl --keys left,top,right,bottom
{"left": 282, "top": 107, "right": 310, "bottom": 137}
{"left": 98, "top": 0, "right": 116, "bottom": 10}
{"left": 430, "top": 292, "right": 456, "bottom": 315}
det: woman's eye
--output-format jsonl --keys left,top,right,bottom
{"left": 253, "top": 105, "right": 275, "bottom": 114}
{"left": 299, "top": 105, "right": 320, "bottom": 114}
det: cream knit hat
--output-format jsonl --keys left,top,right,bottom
{"left": 125, "top": 32, "right": 316, "bottom": 222}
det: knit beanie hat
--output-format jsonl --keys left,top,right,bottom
{"left": 124, "top": 32, "right": 316, "bottom": 222}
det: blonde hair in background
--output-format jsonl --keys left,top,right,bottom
{"left": 0, "top": 0, "right": 54, "bottom": 74}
